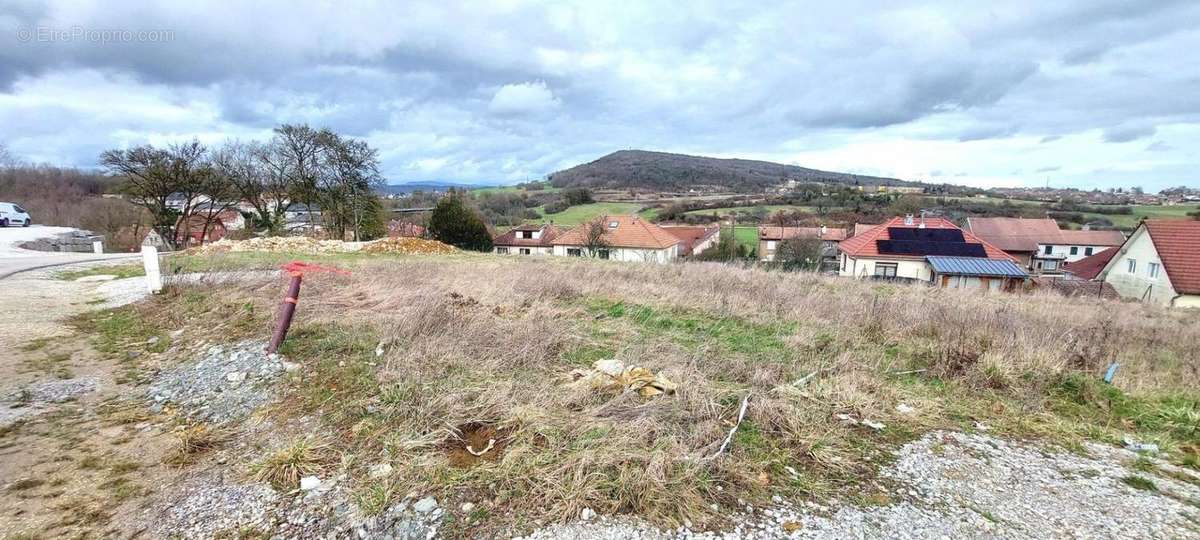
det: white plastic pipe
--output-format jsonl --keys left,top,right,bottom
{"left": 142, "top": 245, "right": 162, "bottom": 293}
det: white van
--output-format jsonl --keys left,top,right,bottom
{"left": 0, "top": 202, "right": 32, "bottom": 227}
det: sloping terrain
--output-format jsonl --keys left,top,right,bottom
{"left": 548, "top": 150, "right": 914, "bottom": 192}
{"left": 2, "top": 251, "right": 1199, "bottom": 538}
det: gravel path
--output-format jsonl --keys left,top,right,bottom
{"left": 518, "top": 431, "right": 1200, "bottom": 539}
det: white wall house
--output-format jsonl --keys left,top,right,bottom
{"left": 1099, "top": 220, "right": 1200, "bottom": 308}
{"left": 551, "top": 243, "right": 680, "bottom": 262}
{"left": 493, "top": 224, "right": 561, "bottom": 256}
{"left": 551, "top": 215, "right": 681, "bottom": 264}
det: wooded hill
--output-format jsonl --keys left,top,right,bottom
{"left": 547, "top": 149, "right": 916, "bottom": 192}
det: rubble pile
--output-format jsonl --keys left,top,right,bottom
{"left": 361, "top": 237, "right": 457, "bottom": 255}
{"left": 196, "top": 237, "right": 359, "bottom": 254}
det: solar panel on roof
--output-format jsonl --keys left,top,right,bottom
{"left": 887, "top": 227, "right": 964, "bottom": 242}
{"left": 876, "top": 240, "right": 987, "bottom": 257}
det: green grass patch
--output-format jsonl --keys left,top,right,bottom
{"left": 588, "top": 298, "right": 795, "bottom": 363}
{"left": 1121, "top": 475, "right": 1157, "bottom": 491}
{"left": 55, "top": 264, "right": 145, "bottom": 281}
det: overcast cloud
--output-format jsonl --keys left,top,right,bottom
{"left": 1, "top": 0, "right": 1198, "bottom": 190}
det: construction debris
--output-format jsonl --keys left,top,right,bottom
{"left": 361, "top": 237, "right": 456, "bottom": 255}
{"left": 569, "top": 359, "right": 678, "bottom": 398}
{"left": 196, "top": 236, "right": 360, "bottom": 254}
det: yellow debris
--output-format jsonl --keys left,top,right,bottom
{"left": 570, "top": 359, "right": 677, "bottom": 398}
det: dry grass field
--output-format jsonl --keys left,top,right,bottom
{"left": 94, "top": 253, "right": 1200, "bottom": 532}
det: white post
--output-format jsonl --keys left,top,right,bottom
{"left": 92, "top": 240, "right": 103, "bottom": 254}
{"left": 142, "top": 245, "right": 163, "bottom": 293}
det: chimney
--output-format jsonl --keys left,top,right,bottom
{"left": 904, "top": 214, "right": 914, "bottom": 226}
{"left": 918, "top": 210, "right": 927, "bottom": 229}
{"left": 820, "top": 225, "right": 827, "bottom": 237}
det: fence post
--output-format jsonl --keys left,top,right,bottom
{"left": 141, "top": 245, "right": 162, "bottom": 293}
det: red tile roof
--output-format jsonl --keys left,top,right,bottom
{"left": 493, "top": 224, "right": 562, "bottom": 247}
{"left": 552, "top": 215, "right": 680, "bottom": 250}
{"left": 966, "top": 217, "right": 1125, "bottom": 252}
{"left": 838, "top": 216, "right": 1017, "bottom": 262}
{"left": 853, "top": 223, "right": 880, "bottom": 237}
{"left": 1144, "top": 219, "right": 1200, "bottom": 295}
{"left": 661, "top": 225, "right": 719, "bottom": 256}
{"left": 1062, "top": 247, "right": 1118, "bottom": 280}
{"left": 758, "top": 226, "right": 848, "bottom": 241}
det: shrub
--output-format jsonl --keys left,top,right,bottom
{"left": 428, "top": 193, "right": 494, "bottom": 251}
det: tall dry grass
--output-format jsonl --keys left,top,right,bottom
{"left": 159, "top": 254, "right": 1199, "bottom": 528}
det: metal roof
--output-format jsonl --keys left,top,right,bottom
{"left": 926, "top": 256, "right": 1028, "bottom": 278}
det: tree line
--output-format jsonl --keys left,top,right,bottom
{"left": 99, "top": 124, "right": 387, "bottom": 248}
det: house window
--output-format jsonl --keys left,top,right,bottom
{"left": 519, "top": 248, "right": 531, "bottom": 255}
{"left": 496, "top": 247, "right": 509, "bottom": 254}
{"left": 1044, "top": 245, "right": 1053, "bottom": 255}
{"left": 520, "top": 231, "right": 533, "bottom": 239}
{"left": 567, "top": 248, "right": 582, "bottom": 257}
{"left": 874, "top": 262, "right": 898, "bottom": 278}
{"left": 608, "top": 221, "right": 619, "bottom": 229}
{"left": 1127, "top": 259, "right": 1137, "bottom": 273}
{"left": 597, "top": 249, "right": 610, "bottom": 260}
{"left": 1044, "top": 260, "right": 1058, "bottom": 271}
{"left": 1084, "top": 247, "right": 1094, "bottom": 256}
{"left": 1069, "top": 246, "right": 1078, "bottom": 256}
{"left": 841, "top": 254, "right": 847, "bottom": 272}
{"left": 1148, "top": 262, "right": 1159, "bottom": 279}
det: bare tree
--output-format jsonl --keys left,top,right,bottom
{"left": 215, "top": 140, "right": 291, "bottom": 235}
{"left": 774, "top": 237, "right": 824, "bottom": 271}
{"left": 320, "top": 135, "right": 383, "bottom": 240}
{"left": 100, "top": 140, "right": 211, "bottom": 249}
{"left": 0, "top": 142, "right": 13, "bottom": 168}
{"left": 264, "top": 124, "right": 332, "bottom": 230}
{"left": 583, "top": 217, "right": 610, "bottom": 258}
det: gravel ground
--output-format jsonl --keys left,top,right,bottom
{"left": 142, "top": 470, "right": 443, "bottom": 539}
{"left": 0, "top": 376, "right": 99, "bottom": 428}
{"left": 146, "top": 340, "right": 291, "bottom": 423}
{"left": 517, "top": 431, "right": 1200, "bottom": 540}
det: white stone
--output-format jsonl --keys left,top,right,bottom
{"left": 225, "top": 371, "right": 246, "bottom": 383}
{"left": 300, "top": 476, "right": 321, "bottom": 491}
{"left": 580, "top": 507, "right": 595, "bottom": 521}
{"left": 461, "top": 502, "right": 475, "bottom": 513}
{"left": 896, "top": 403, "right": 916, "bottom": 415}
{"left": 368, "top": 463, "right": 393, "bottom": 478}
{"left": 413, "top": 497, "right": 438, "bottom": 513}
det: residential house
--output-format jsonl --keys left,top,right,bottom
{"left": 964, "top": 217, "right": 1125, "bottom": 275}
{"left": 758, "top": 226, "right": 848, "bottom": 268}
{"left": 174, "top": 214, "right": 227, "bottom": 247}
{"left": 492, "top": 223, "right": 562, "bottom": 255}
{"left": 284, "top": 203, "right": 322, "bottom": 232}
{"left": 1062, "top": 248, "right": 1119, "bottom": 281}
{"left": 551, "top": 215, "right": 681, "bottom": 263}
{"left": 661, "top": 225, "right": 720, "bottom": 257}
{"left": 192, "top": 203, "right": 246, "bottom": 231}
{"left": 838, "top": 215, "right": 1026, "bottom": 291}
{"left": 1097, "top": 220, "right": 1200, "bottom": 308}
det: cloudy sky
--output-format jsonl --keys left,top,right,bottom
{"left": 1, "top": 1, "right": 1198, "bottom": 191}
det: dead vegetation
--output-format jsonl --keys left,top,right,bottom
{"left": 104, "top": 254, "right": 1200, "bottom": 532}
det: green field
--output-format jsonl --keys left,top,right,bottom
{"left": 1079, "top": 204, "right": 1198, "bottom": 229}
{"left": 473, "top": 185, "right": 562, "bottom": 195}
{"left": 684, "top": 205, "right": 822, "bottom": 217}
{"left": 531, "top": 202, "right": 657, "bottom": 226}
{"left": 731, "top": 225, "right": 758, "bottom": 252}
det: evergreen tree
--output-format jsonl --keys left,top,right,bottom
{"left": 429, "top": 192, "right": 493, "bottom": 251}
